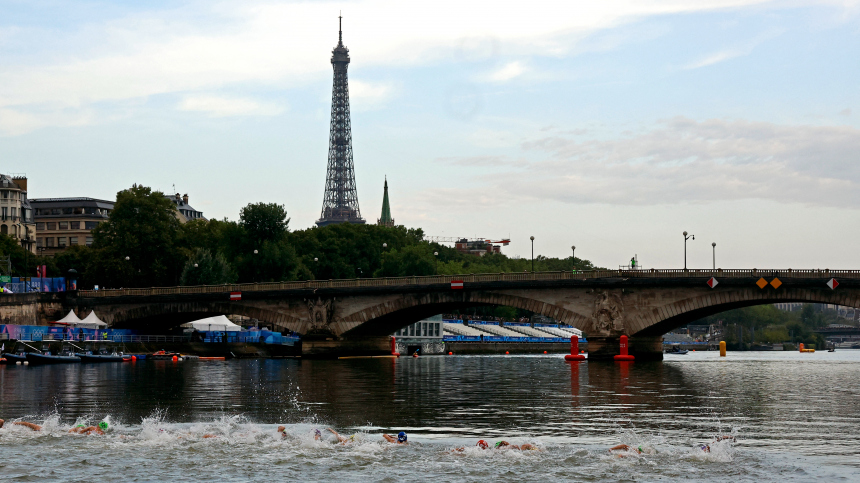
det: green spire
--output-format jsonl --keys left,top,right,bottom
{"left": 378, "top": 177, "right": 394, "bottom": 227}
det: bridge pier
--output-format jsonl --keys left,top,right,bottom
{"left": 587, "top": 336, "right": 664, "bottom": 362}
{"left": 301, "top": 336, "right": 392, "bottom": 359}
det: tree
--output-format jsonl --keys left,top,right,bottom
{"left": 0, "top": 234, "right": 37, "bottom": 276}
{"left": 180, "top": 248, "right": 238, "bottom": 285}
{"left": 90, "top": 185, "right": 184, "bottom": 287}
{"left": 240, "top": 203, "right": 289, "bottom": 243}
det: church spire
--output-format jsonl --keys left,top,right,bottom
{"left": 378, "top": 177, "right": 394, "bottom": 227}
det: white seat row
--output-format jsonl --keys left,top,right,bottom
{"left": 504, "top": 325, "right": 553, "bottom": 337}
{"left": 442, "top": 323, "right": 492, "bottom": 337}
{"left": 470, "top": 323, "right": 525, "bottom": 337}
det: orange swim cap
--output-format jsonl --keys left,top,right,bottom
{"left": 477, "top": 440, "right": 489, "bottom": 449}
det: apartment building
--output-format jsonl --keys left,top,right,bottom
{"left": 0, "top": 174, "right": 36, "bottom": 254}
{"left": 30, "top": 198, "right": 114, "bottom": 256}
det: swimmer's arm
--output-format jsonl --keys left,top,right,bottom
{"left": 327, "top": 428, "right": 347, "bottom": 443}
{"left": 13, "top": 422, "right": 41, "bottom": 431}
{"left": 382, "top": 434, "right": 396, "bottom": 443}
{"left": 609, "top": 444, "right": 629, "bottom": 452}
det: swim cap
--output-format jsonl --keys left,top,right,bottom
{"left": 99, "top": 421, "right": 108, "bottom": 430}
{"left": 477, "top": 440, "right": 489, "bottom": 449}
{"left": 397, "top": 432, "right": 407, "bottom": 442}
{"left": 76, "top": 424, "right": 85, "bottom": 428}
{"left": 494, "top": 441, "right": 503, "bottom": 448}
{"left": 314, "top": 429, "right": 321, "bottom": 436}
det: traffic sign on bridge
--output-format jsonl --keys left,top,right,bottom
{"left": 707, "top": 277, "right": 719, "bottom": 288}
{"left": 827, "top": 278, "right": 839, "bottom": 290}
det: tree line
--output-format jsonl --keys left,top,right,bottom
{"left": 0, "top": 185, "right": 598, "bottom": 289}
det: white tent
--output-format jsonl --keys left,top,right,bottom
{"left": 78, "top": 311, "right": 108, "bottom": 329}
{"left": 56, "top": 309, "right": 82, "bottom": 325}
{"left": 181, "top": 315, "right": 242, "bottom": 332}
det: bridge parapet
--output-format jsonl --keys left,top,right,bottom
{"left": 77, "top": 268, "right": 859, "bottom": 298}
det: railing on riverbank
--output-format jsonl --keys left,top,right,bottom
{"left": 76, "top": 268, "right": 859, "bottom": 298}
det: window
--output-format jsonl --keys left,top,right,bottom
{"left": 70, "top": 221, "right": 80, "bottom": 229}
{"left": 10, "top": 207, "right": 16, "bottom": 218}
{"left": 70, "top": 237, "right": 78, "bottom": 245}
{"left": 0, "top": 225, "right": 6, "bottom": 235}
{"left": 36, "top": 237, "right": 43, "bottom": 248}
{"left": 63, "top": 208, "right": 73, "bottom": 214}
{"left": 1, "top": 191, "right": 7, "bottom": 199}
{"left": 51, "top": 208, "right": 61, "bottom": 215}
{"left": 85, "top": 236, "right": 93, "bottom": 246}
{"left": 46, "top": 222, "right": 57, "bottom": 230}
{"left": 58, "top": 221, "right": 68, "bottom": 230}
{"left": 408, "top": 324, "right": 414, "bottom": 337}
{"left": 434, "top": 323, "right": 440, "bottom": 337}
{"left": 46, "top": 237, "right": 55, "bottom": 247}
{"left": 1, "top": 207, "right": 6, "bottom": 220}
{"left": 74, "top": 207, "right": 83, "bottom": 214}
{"left": 85, "top": 221, "right": 99, "bottom": 230}
{"left": 58, "top": 237, "right": 67, "bottom": 247}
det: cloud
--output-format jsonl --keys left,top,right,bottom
{"left": 488, "top": 61, "right": 526, "bottom": 82}
{"left": 177, "top": 95, "right": 284, "bottom": 117}
{"left": 0, "top": 0, "right": 787, "bottom": 134}
{"left": 683, "top": 49, "right": 747, "bottom": 69}
{"left": 348, "top": 80, "right": 392, "bottom": 104}
{"left": 446, "top": 117, "right": 860, "bottom": 207}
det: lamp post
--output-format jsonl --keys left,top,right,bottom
{"left": 711, "top": 242, "right": 716, "bottom": 270}
{"left": 571, "top": 245, "right": 576, "bottom": 271}
{"left": 530, "top": 236, "right": 535, "bottom": 272}
{"left": 433, "top": 251, "right": 438, "bottom": 274}
{"left": 253, "top": 249, "right": 258, "bottom": 282}
{"left": 683, "top": 231, "right": 694, "bottom": 270}
{"left": 124, "top": 256, "right": 130, "bottom": 288}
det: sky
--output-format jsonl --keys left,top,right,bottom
{"left": 1, "top": 0, "right": 859, "bottom": 269}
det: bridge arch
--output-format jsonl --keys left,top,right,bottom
{"left": 334, "top": 290, "right": 589, "bottom": 337}
{"left": 630, "top": 286, "right": 859, "bottom": 337}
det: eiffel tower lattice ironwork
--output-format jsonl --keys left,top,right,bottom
{"left": 316, "top": 15, "right": 365, "bottom": 227}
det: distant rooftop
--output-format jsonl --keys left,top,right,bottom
{"left": 30, "top": 197, "right": 113, "bottom": 203}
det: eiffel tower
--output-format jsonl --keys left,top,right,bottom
{"left": 316, "top": 15, "right": 365, "bottom": 227}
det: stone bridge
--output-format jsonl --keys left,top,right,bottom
{"left": 1, "top": 269, "right": 857, "bottom": 359}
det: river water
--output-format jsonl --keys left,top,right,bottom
{"left": 1, "top": 351, "right": 859, "bottom": 482}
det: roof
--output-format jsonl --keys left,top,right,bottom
{"left": 29, "top": 198, "right": 114, "bottom": 209}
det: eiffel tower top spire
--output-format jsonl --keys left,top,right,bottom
{"left": 317, "top": 15, "right": 364, "bottom": 227}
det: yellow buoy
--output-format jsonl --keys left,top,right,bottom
{"left": 719, "top": 341, "right": 726, "bottom": 357}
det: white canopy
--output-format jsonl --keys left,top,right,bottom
{"left": 56, "top": 309, "right": 82, "bottom": 324}
{"left": 78, "top": 311, "right": 108, "bottom": 329}
{"left": 180, "top": 315, "right": 242, "bottom": 332}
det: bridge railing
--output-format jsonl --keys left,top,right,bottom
{"left": 76, "top": 268, "right": 860, "bottom": 298}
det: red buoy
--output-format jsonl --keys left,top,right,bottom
{"left": 544, "top": 351, "right": 548, "bottom": 354}
{"left": 131, "top": 356, "right": 137, "bottom": 362}
{"left": 172, "top": 355, "right": 178, "bottom": 362}
{"left": 565, "top": 335, "right": 586, "bottom": 361}
{"left": 448, "top": 352, "right": 453, "bottom": 355}
{"left": 505, "top": 351, "right": 510, "bottom": 354}
{"left": 614, "top": 335, "right": 635, "bottom": 361}
{"left": 390, "top": 336, "right": 400, "bottom": 357}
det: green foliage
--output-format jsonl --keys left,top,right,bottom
{"left": 0, "top": 234, "right": 38, "bottom": 276}
{"left": 90, "top": 184, "right": 184, "bottom": 287}
{"left": 180, "top": 248, "right": 237, "bottom": 285}
{"left": 695, "top": 303, "right": 830, "bottom": 348}
{"left": 240, "top": 203, "right": 289, "bottom": 242}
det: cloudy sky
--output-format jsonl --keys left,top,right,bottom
{"left": 1, "top": 0, "right": 858, "bottom": 269}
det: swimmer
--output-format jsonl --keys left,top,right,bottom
{"left": 0, "top": 418, "right": 4, "bottom": 429}
{"left": 494, "top": 441, "right": 520, "bottom": 450}
{"left": 69, "top": 424, "right": 104, "bottom": 436}
{"left": 277, "top": 426, "right": 288, "bottom": 439}
{"left": 698, "top": 435, "right": 736, "bottom": 453}
{"left": 382, "top": 431, "right": 408, "bottom": 444}
{"left": 327, "top": 428, "right": 355, "bottom": 444}
{"left": 453, "top": 439, "right": 491, "bottom": 452}
{"left": 609, "top": 444, "right": 655, "bottom": 456}
{"left": 314, "top": 429, "right": 322, "bottom": 441}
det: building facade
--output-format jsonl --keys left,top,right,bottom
{"left": 0, "top": 175, "right": 36, "bottom": 254}
{"left": 30, "top": 198, "right": 114, "bottom": 256}
{"left": 166, "top": 193, "right": 205, "bottom": 223}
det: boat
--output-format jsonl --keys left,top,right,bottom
{"left": 26, "top": 350, "right": 81, "bottom": 364}
{"left": 78, "top": 349, "right": 131, "bottom": 362}
{"left": 665, "top": 346, "right": 689, "bottom": 355}
{"left": 148, "top": 350, "right": 183, "bottom": 360}
{"left": 1, "top": 352, "right": 28, "bottom": 363}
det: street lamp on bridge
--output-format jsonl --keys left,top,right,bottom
{"left": 433, "top": 251, "right": 438, "bottom": 274}
{"left": 571, "top": 245, "right": 576, "bottom": 272}
{"left": 712, "top": 242, "right": 716, "bottom": 270}
{"left": 683, "top": 231, "right": 694, "bottom": 270}
{"left": 530, "top": 236, "right": 535, "bottom": 272}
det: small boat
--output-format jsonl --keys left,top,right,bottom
{"left": 1, "top": 352, "right": 28, "bottom": 363}
{"left": 148, "top": 350, "right": 182, "bottom": 361}
{"left": 78, "top": 349, "right": 130, "bottom": 362}
{"left": 26, "top": 350, "right": 81, "bottom": 364}
{"left": 665, "top": 346, "right": 689, "bottom": 355}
